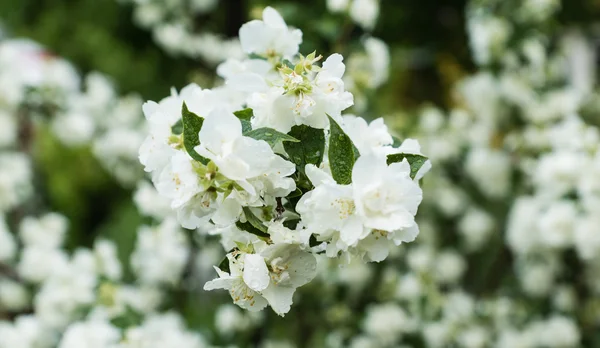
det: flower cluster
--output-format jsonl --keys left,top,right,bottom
{"left": 139, "top": 6, "right": 429, "bottom": 316}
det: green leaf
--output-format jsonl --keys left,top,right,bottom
{"left": 283, "top": 218, "right": 300, "bottom": 230}
{"left": 171, "top": 119, "right": 183, "bottom": 135}
{"left": 392, "top": 136, "right": 403, "bottom": 148}
{"left": 110, "top": 305, "right": 143, "bottom": 329}
{"left": 309, "top": 235, "right": 320, "bottom": 247}
{"left": 242, "top": 207, "right": 268, "bottom": 233}
{"left": 244, "top": 127, "right": 299, "bottom": 148}
{"left": 234, "top": 108, "right": 253, "bottom": 120}
{"left": 233, "top": 108, "right": 253, "bottom": 133}
{"left": 235, "top": 207, "right": 270, "bottom": 239}
{"left": 328, "top": 116, "right": 357, "bottom": 185}
{"left": 236, "top": 221, "right": 270, "bottom": 239}
{"left": 217, "top": 248, "right": 237, "bottom": 273}
{"left": 248, "top": 53, "right": 267, "bottom": 60}
{"left": 386, "top": 153, "right": 429, "bottom": 179}
{"left": 182, "top": 103, "right": 209, "bottom": 164}
{"left": 283, "top": 125, "right": 325, "bottom": 169}
{"left": 217, "top": 254, "right": 230, "bottom": 273}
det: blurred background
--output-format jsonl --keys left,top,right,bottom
{"left": 2, "top": 0, "right": 600, "bottom": 347}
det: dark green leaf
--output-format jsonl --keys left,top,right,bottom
{"left": 235, "top": 207, "right": 270, "bottom": 238}
{"left": 171, "top": 119, "right": 183, "bottom": 135}
{"left": 248, "top": 53, "right": 267, "bottom": 60}
{"left": 233, "top": 108, "right": 253, "bottom": 133}
{"left": 283, "top": 125, "right": 325, "bottom": 171}
{"left": 217, "top": 248, "right": 235, "bottom": 273}
{"left": 328, "top": 115, "right": 356, "bottom": 185}
{"left": 110, "top": 305, "right": 143, "bottom": 329}
{"left": 309, "top": 235, "right": 320, "bottom": 247}
{"left": 233, "top": 108, "right": 253, "bottom": 120}
{"left": 282, "top": 59, "right": 295, "bottom": 68}
{"left": 182, "top": 103, "right": 209, "bottom": 164}
{"left": 283, "top": 218, "right": 300, "bottom": 230}
{"left": 236, "top": 221, "right": 270, "bottom": 239}
{"left": 244, "top": 127, "right": 299, "bottom": 148}
{"left": 242, "top": 207, "right": 268, "bottom": 233}
{"left": 386, "top": 153, "right": 428, "bottom": 179}
{"left": 392, "top": 136, "right": 403, "bottom": 148}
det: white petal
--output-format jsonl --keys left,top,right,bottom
{"left": 261, "top": 284, "right": 295, "bottom": 316}
{"left": 227, "top": 72, "right": 269, "bottom": 93}
{"left": 322, "top": 53, "right": 345, "bottom": 79}
{"left": 305, "top": 164, "right": 333, "bottom": 186}
{"left": 199, "top": 107, "right": 242, "bottom": 155}
{"left": 211, "top": 198, "right": 242, "bottom": 226}
{"left": 243, "top": 254, "right": 270, "bottom": 291}
{"left": 262, "top": 6, "right": 287, "bottom": 28}
{"left": 204, "top": 277, "right": 235, "bottom": 291}
{"left": 239, "top": 21, "right": 269, "bottom": 54}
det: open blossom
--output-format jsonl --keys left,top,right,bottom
{"left": 205, "top": 243, "right": 317, "bottom": 316}
{"left": 195, "top": 107, "right": 296, "bottom": 199}
{"left": 224, "top": 53, "right": 354, "bottom": 133}
{"left": 58, "top": 319, "right": 121, "bottom": 348}
{"left": 239, "top": 7, "right": 302, "bottom": 58}
{"left": 138, "top": 6, "right": 428, "bottom": 315}
{"left": 297, "top": 153, "right": 423, "bottom": 261}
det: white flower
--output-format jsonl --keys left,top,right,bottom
{"left": 34, "top": 258, "right": 98, "bottom": 329}
{"left": 0, "top": 315, "right": 55, "bottom": 348}
{"left": 204, "top": 252, "right": 269, "bottom": 312}
{"left": 19, "top": 213, "right": 68, "bottom": 249}
{"left": 133, "top": 180, "right": 172, "bottom": 219}
{"left": 58, "top": 319, "right": 120, "bottom": 348}
{"left": 537, "top": 200, "right": 577, "bottom": 249}
{"left": 532, "top": 316, "right": 580, "bottom": 348}
{"left": 0, "top": 153, "right": 32, "bottom": 211}
{"left": 327, "top": 0, "right": 349, "bottom": 13}
{"left": 574, "top": 215, "right": 600, "bottom": 261}
{"left": 350, "top": 0, "right": 380, "bottom": 31}
{"left": 51, "top": 111, "right": 96, "bottom": 146}
{"left": 297, "top": 154, "right": 422, "bottom": 261}
{"left": 458, "top": 208, "right": 494, "bottom": 251}
{"left": 352, "top": 155, "right": 422, "bottom": 234}
{"left": 93, "top": 240, "right": 123, "bottom": 281}
{"left": 363, "top": 303, "right": 411, "bottom": 344}
{"left": 434, "top": 250, "right": 466, "bottom": 284}
{"left": 239, "top": 7, "right": 302, "bottom": 58}
{"left": 0, "top": 110, "right": 17, "bottom": 147}
{"left": 364, "top": 37, "right": 390, "bottom": 88}
{"left": 131, "top": 218, "right": 190, "bottom": 285}
{"left": 534, "top": 151, "right": 585, "bottom": 198}
{"left": 120, "top": 313, "right": 207, "bottom": 348}
{"left": 247, "top": 54, "right": 353, "bottom": 133}
{"left": 465, "top": 147, "right": 511, "bottom": 198}
{"left": 195, "top": 107, "right": 296, "bottom": 211}
{"left": 205, "top": 244, "right": 317, "bottom": 316}
{"left": 17, "top": 247, "right": 70, "bottom": 284}
{"left": 0, "top": 279, "right": 29, "bottom": 312}
{"left": 342, "top": 115, "right": 393, "bottom": 156}
{"left": 467, "top": 14, "right": 511, "bottom": 65}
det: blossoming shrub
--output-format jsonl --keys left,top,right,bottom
{"left": 140, "top": 7, "right": 430, "bottom": 316}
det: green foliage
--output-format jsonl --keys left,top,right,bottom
{"left": 283, "top": 125, "right": 326, "bottom": 189}
{"left": 386, "top": 153, "right": 428, "bottom": 179}
{"left": 234, "top": 108, "right": 254, "bottom": 133}
{"left": 244, "top": 127, "right": 299, "bottom": 148}
{"left": 236, "top": 207, "right": 270, "bottom": 239}
{"left": 182, "top": 103, "right": 209, "bottom": 164}
{"left": 327, "top": 116, "right": 357, "bottom": 185}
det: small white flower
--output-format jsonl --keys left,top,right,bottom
{"left": 239, "top": 7, "right": 302, "bottom": 58}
